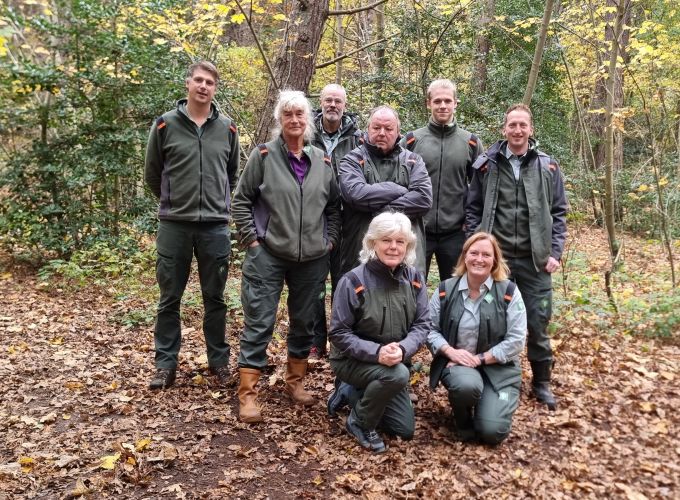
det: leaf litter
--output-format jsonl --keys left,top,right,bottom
{"left": 0, "top": 227, "right": 678, "bottom": 498}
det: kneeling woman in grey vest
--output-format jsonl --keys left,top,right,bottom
{"left": 427, "top": 232, "right": 527, "bottom": 444}
{"left": 329, "top": 212, "right": 430, "bottom": 453}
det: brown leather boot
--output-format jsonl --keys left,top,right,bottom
{"left": 238, "top": 368, "right": 263, "bottom": 423}
{"left": 285, "top": 357, "right": 315, "bottom": 406}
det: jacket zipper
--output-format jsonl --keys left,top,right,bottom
{"left": 198, "top": 137, "right": 203, "bottom": 221}
{"left": 436, "top": 129, "right": 444, "bottom": 233}
{"left": 298, "top": 181, "right": 303, "bottom": 262}
{"left": 379, "top": 305, "right": 386, "bottom": 336}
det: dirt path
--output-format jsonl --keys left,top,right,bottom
{"left": 0, "top": 228, "right": 677, "bottom": 499}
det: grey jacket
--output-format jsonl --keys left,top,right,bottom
{"left": 338, "top": 139, "right": 433, "bottom": 274}
{"left": 232, "top": 137, "right": 341, "bottom": 262}
{"left": 329, "top": 259, "right": 430, "bottom": 363}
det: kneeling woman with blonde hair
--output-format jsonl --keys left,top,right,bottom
{"left": 328, "top": 212, "right": 430, "bottom": 453}
{"left": 427, "top": 232, "right": 527, "bottom": 444}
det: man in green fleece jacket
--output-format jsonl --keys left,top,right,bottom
{"left": 144, "top": 61, "right": 240, "bottom": 390}
{"left": 402, "top": 79, "right": 483, "bottom": 281}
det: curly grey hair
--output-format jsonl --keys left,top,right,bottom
{"left": 359, "top": 212, "right": 417, "bottom": 267}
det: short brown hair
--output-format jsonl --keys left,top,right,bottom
{"left": 454, "top": 232, "right": 509, "bottom": 281}
{"left": 186, "top": 60, "right": 219, "bottom": 83}
{"left": 503, "top": 103, "right": 533, "bottom": 127}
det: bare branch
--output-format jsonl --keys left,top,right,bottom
{"left": 329, "top": 0, "right": 388, "bottom": 16}
{"left": 315, "top": 37, "right": 392, "bottom": 69}
{"left": 234, "top": 0, "right": 279, "bottom": 89}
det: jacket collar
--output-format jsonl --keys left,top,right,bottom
{"left": 366, "top": 258, "right": 408, "bottom": 280}
{"left": 363, "top": 134, "right": 402, "bottom": 159}
{"left": 426, "top": 117, "right": 458, "bottom": 136}
{"left": 176, "top": 98, "right": 219, "bottom": 122}
{"left": 313, "top": 111, "right": 359, "bottom": 137}
{"left": 487, "top": 138, "right": 539, "bottom": 163}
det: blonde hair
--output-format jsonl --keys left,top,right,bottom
{"left": 272, "top": 89, "right": 316, "bottom": 141}
{"left": 427, "top": 79, "right": 457, "bottom": 100}
{"left": 454, "top": 232, "right": 509, "bottom": 281}
{"left": 359, "top": 212, "right": 417, "bottom": 267}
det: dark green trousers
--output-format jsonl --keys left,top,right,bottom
{"left": 441, "top": 365, "right": 520, "bottom": 445}
{"left": 425, "top": 230, "right": 466, "bottom": 282}
{"left": 331, "top": 358, "right": 414, "bottom": 439}
{"left": 238, "top": 245, "right": 328, "bottom": 368}
{"left": 154, "top": 221, "right": 231, "bottom": 369}
{"left": 507, "top": 256, "right": 553, "bottom": 362}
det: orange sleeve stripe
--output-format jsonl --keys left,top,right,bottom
{"left": 157, "top": 122, "right": 166, "bottom": 130}
{"left": 354, "top": 285, "right": 365, "bottom": 294}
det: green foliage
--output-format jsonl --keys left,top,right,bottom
{"left": 0, "top": 0, "right": 179, "bottom": 262}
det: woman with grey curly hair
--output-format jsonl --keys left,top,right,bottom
{"left": 231, "top": 89, "right": 341, "bottom": 423}
{"left": 328, "top": 212, "right": 430, "bottom": 453}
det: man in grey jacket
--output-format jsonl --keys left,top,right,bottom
{"left": 466, "top": 103, "right": 567, "bottom": 409}
{"left": 402, "top": 79, "right": 483, "bottom": 281}
{"left": 339, "top": 106, "right": 432, "bottom": 277}
{"left": 144, "top": 61, "right": 240, "bottom": 390}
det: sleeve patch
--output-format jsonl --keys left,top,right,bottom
{"left": 229, "top": 123, "right": 237, "bottom": 134}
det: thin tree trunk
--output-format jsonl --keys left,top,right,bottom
{"left": 473, "top": 0, "right": 494, "bottom": 94}
{"left": 335, "top": 0, "right": 344, "bottom": 83}
{"left": 523, "top": 0, "right": 554, "bottom": 105}
{"left": 603, "top": 0, "right": 627, "bottom": 260}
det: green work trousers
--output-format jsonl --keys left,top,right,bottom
{"left": 154, "top": 220, "right": 231, "bottom": 369}
{"left": 507, "top": 256, "right": 553, "bottom": 362}
{"left": 331, "top": 358, "right": 415, "bottom": 439}
{"left": 441, "top": 365, "right": 520, "bottom": 444}
{"left": 238, "top": 244, "right": 328, "bottom": 368}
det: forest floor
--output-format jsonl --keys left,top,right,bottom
{"left": 0, "top": 226, "right": 678, "bottom": 499}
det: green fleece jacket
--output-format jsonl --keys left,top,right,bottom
{"left": 144, "top": 99, "right": 240, "bottom": 222}
{"left": 231, "top": 137, "right": 341, "bottom": 262}
{"left": 402, "top": 119, "right": 482, "bottom": 235}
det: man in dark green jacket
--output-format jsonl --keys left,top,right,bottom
{"left": 144, "top": 61, "right": 240, "bottom": 390}
{"left": 466, "top": 104, "right": 567, "bottom": 410}
{"left": 402, "top": 79, "right": 483, "bottom": 281}
{"left": 310, "top": 83, "right": 361, "bottom": 359}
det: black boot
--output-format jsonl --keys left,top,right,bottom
{"left": 531, "top": 360, "right": 557, "bottom": 410}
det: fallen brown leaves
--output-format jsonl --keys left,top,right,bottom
{"left": 0, "top": 227, "right": 678, "bottom": 499}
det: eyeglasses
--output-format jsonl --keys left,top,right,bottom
{"left": 323, "top": 98, "right": 344, "bottom": 105}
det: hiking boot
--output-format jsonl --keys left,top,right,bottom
{"left": 364, "top": 428, "right": 387, "bottom": 454}
{"left": 530, "top": 360, "right": 557, "bottom": 411}
{"left": 149, "top": 368, "right": 176, "bottom": 390}
{"left": 327, "top": 380, "right": 356, "bottom": 417}
{"left": 210, "top": 365, "right": 231, "bottom": 388}
{"left": 309, "top": 346, "right": 326, "bottom": 360}
{"left": 345, "top": 409, "right": 387, "bottom": 453}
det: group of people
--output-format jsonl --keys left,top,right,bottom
{"left": 144, "top": 60, "right": 568, "bottom": 452}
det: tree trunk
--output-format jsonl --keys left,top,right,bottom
{"left": 473, "top": 0, "right": 494, "bottom": 94}
{"left": 523, "top": 0, "right": 554, "bottom": 105}
{"left": 254, "top": 0, "right": 329, "bottom": 146}
{"left": 335, "top": 0, "right": 344, "bottom": 84}
{"left": 603, "top": 0, "right": 629, "bottom": 260}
